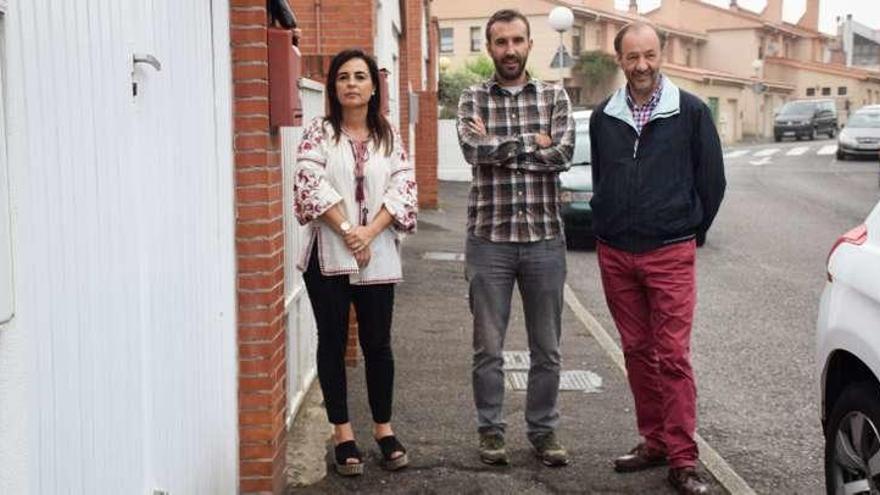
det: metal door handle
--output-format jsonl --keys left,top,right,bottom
{"left": 133, "top": 53, "right": 162, "bottom": 71}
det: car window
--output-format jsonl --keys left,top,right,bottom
{"left": 847, "top": 112, "right": 880, "bottom": 128}
{"left": 779, "top": 101, "right": 815, "bottom": 115}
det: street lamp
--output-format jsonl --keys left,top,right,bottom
{"left": 438, "top": 56, "right": 451, "bottom": 73}
{"left": 548, "top": 6, "right": 574, "bottom": 87}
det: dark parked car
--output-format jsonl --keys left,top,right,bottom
{"left": 560, "top": 110, "right": 594, "bottom": 248}
{"left": 837, "top": 109, "right": 880, "bottom": 160}
{"left": 774, "top": 99, "right": 837, "bottom": 142}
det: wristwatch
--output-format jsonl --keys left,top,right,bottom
{"left": 339, "top": 221, "right": 353, "bottom": 234}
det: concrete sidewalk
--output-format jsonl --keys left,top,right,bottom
{"left": 286, "top": 181, "right": 725, "bottom": 494}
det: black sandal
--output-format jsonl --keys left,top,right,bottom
{"left": 334, "top": 440, "right": 364, "bottom": 476}
{"left": 375, "top": 435, "right": 409, "bottom": 471}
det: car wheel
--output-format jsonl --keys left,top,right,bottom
{"left": 824, "top": 381, "right": 880, "bottom": 495}
{"left": 837, "top": 150, "right": 846, "bottom": 161}
{"left": 829, "top": 126, "right": 837, "bottom": 138}
{"left": 774, "top": 134, "right": 782, "bottom": 143}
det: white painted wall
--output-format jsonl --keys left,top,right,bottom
{"left": 281, "top": 79, "right": 324, "bottom": 421}
{"left": 0, "top": 1, "right": 238, "bottom": 493}
{"left": 375, "top": 0, "right": 402, "bottom": 127}
{"left": 438, "top": 119, "right": 471, "bottom": 182}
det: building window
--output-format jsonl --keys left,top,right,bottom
{"left": 685, "top": 48, "right": 692, "bottom": 67}
{"left": 806, "top": 87, "right": 816, "bottom": 96}
{"left": 470, "top": 26, "right": 481, "bottom": 52}
{"left": 440, "top": 28, "right": 453, "bottom": 53}
{"left": 758, "top": 37, "right": 764, "bottom": 60}
{"left": 572, "top": 26, "right": 582, "bottom": 57}
{"left": 821, "top": 87, "right": 831, "bottom": 96}
{"left": 838, "top": 86, "right": 847, "bottom": 96}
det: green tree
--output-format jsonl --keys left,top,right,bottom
{"left": 463, "top": 55, "right": 495, "bottom": 79}
{"left": 573, "top": 50, "right": 618, "bottom": 105}
{"left": 438, "top": 55, "right": 495, "bottom": 119}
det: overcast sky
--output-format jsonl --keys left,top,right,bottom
{"left": 614, "top": 0, "right": 880, "bottom": 34}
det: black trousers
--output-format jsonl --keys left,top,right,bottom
{"left": 303, "top": 248, "right": 396, "bottom": 424}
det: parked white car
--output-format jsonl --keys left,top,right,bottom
{"left": 817, "top": 199, "right": 880, "bottom": 493}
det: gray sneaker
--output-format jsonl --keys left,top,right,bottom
{"left": 479, "top": 432, "right": 509, "bottom": 465}
{"left": 530, "top": 432, "right": 569, "bottom": 467}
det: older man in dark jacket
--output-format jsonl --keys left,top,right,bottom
{"left": 589, "top": 21, "right": 725, "bottom": 495}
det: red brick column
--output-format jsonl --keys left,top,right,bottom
{"left": 415, "top": 91, "right": 438, "bottom": 208}
{"left": 231, "top": 2, "right": 288, "bottom": 493}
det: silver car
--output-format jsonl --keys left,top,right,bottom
{"left": 837, "top": 110, "right": 880, "bottom": 160}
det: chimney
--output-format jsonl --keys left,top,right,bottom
{"left": 729, "top": 0, "right": 738, "bottom": 9}
{"left": 762, "top": 0, "right": 783, "bottom": 24}
{"left": 797, "top": 0, "right": 819, "bottom": 32}
{"left": 629, "top": 0, "right": 638, "bottom": 14}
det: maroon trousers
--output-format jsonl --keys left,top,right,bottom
{"left": 597, "top": 239, "right": 698, "bottom": 469}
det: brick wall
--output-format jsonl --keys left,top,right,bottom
{"left": 415, "top": 91, "right": 438, "bottom": 207}
{"left": 231, "top": 2, "right": 288, "bottom": 493}
{"left": 290, "top": 0, "right": 375, "bottom": 81}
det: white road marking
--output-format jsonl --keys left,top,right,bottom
{"left": 786, "top": 146, "right": 810, "bottom": 156}
{"left": 817, "top": 145, "right": 838, "bottom": 155}
{"left": 749, "top": 157, "right": 771, "bottom": 166}
{"left": 564, "top": 284, "right": 757, "bottom": 495}
{"left": 753, "top": 148, "right": 780, "bottom": 157}
{"left": 724, "top": 150, "right": 750, "bottom": 159}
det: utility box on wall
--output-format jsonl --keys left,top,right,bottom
{"left": 268, "top": 27, "right": 303, "bottom": 127}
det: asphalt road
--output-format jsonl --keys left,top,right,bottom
{"left": 564, "top": 137, "right": 880, "bottom": 494}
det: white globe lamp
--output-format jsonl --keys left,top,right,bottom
{"left": 548, "top": 7, "right": 574, "bottom": 86}
{"left": 548, "top": 6, "right": 574, "bottom": 33}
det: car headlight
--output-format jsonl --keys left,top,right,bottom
{"left": 839, "top": 134, "right": 857, "bottom": 146}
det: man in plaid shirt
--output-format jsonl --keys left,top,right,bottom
{"left": 456, "top": 8, "right": 574, "bottom": 469}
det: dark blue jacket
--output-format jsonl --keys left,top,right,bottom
{"left": 589, "top": 79, "right": 726, "bottom": 253}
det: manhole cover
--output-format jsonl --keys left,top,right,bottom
{"left": 503, "top": 351, "right": 530, "bottom": 370}
{"left": 560, "top": 370, "right": 603, "bottom": 392}
{"left": 422, "top": 251, "right": 465, "bottom": 262}
{"left": 506, "top": 370, "right": 602, "bottom": 393}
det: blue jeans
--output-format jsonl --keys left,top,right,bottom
{"left": 465, "top": 233, "right": 566, "bottom": 438}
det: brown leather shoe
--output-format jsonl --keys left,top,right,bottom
{"left": 613, "top": 443, "right": 668, "bottom": 472}
{"left": 667, "top": 467, "right": 709, "bottom": 494}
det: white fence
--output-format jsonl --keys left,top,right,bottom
{"left": 438, "top": 119, "right": 471, "bottom": 182}
{"left": 0, "top": 1, "right": 238, "bottom": 493}
{"left": 281, "top": 78, "right": 325, "bottom": 423}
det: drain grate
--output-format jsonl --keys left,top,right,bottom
{"left": 503, "top": 351, "right": 531, "bottom": 370}
{"left": 560, "top": 370, "right": 603, "bottom": 392}
{"left": 422, "top": 251, "right": 465, "bottom": 262}
{"left": 506, "top": 370, "right": 603, "bottom": 393}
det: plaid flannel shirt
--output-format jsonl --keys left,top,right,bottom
{"left": 626, "top": 75, "right": 664, "bottom": 134}
{"left": 457, "top": 76, "right": 574, "bottom": 243}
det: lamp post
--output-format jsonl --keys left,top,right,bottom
{"left": 548, "top": 6, "right": 574, "bottom": 88}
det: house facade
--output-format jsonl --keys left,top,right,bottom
{"left": 435, "top": 0, "right": 880, "bottom": 143}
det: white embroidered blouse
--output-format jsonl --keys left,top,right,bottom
{"left": 293, "top": 117, "right": 418, "bottom": 284}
